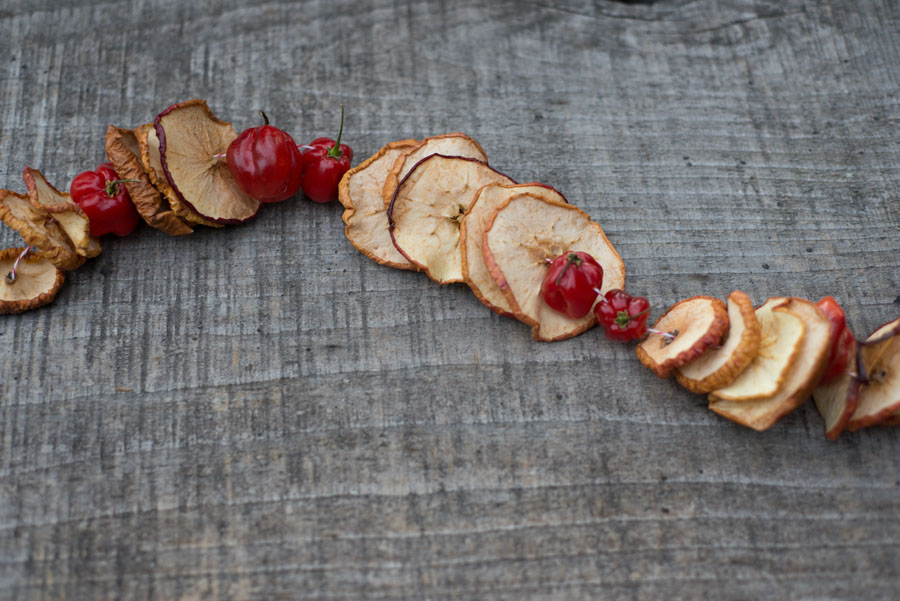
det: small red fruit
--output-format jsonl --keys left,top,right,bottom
{"left": 595, "top": 289, "right": 651, "bottom": 342}
{"left": 70, "top": 162, "right": 140, "bottom": 237}
{"left": 541, "top": 251, "right": 604, "bottom": 319}
{"left": 226, "top": 111, "right": 303, "bottom": 203}
{"left": 817, "top": 296, "right": 856, "bottom": 384}
{"left": 299, "top": 106, "right": 353, "bottom": 203}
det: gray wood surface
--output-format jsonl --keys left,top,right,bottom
{"left": 2, "top": 0, "right": 899, "bottom": 599}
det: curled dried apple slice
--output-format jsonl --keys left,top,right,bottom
{"left": 847, "top": 318, "right": 900, "bottom": 431}
{"left": 136, "top": 123, "right": 216, "bottom": 228}
{"left": 461, "top": 182, "right": 568, "bottom": 317}
{"left": 155, "top": 99, "right": 260, "bottom": 224}
{"left": 338, "top": 139, "right": 419, "bottom": 270}
{"left": 106, "top": 125, "right": 193, "bottom": 236}
{"left": 636, "top": 296, "right": 729, "bottom": 378}
{"left": 482, "top": 192, "right": 625, "bottom": 341}
{"left": 812, "top": 341, "right": 860, "bottom": 440}
{"left": 388, "top": 155, "right": 514, "bottom": 284}
{"left": 858, "top": 318, "right": 900, "bottom": 373}
{"left": 708, "top": 299, "right": 804, "bottom": 401}
{"left": 709, "top": 298, "right": 832, "bottom": 432}
{"left": 675, "top": 290, "right": 761, "bottom": 393}
{"left": 23, "top": 166, "right": 101, "bottom": 258}
{"left": 0, "top": 189, "right": 84, "bottom": 270}
{"left": 1, "top": 247, "right": 64, "bottom": 314}
{"left": 381, "top": 133, "right": 488, "bottom": 205}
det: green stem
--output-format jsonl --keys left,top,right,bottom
{"left": 106, "top": 179, "right": 140, "bottom": 197}
{"left": 614, "top": 306, "right": 650, "bottom": 328}
{"left": 327, "top": 105, "right": 345, "bottom": 159}
{"left": 554, "top": 253, "right": 582, "bottom": 286}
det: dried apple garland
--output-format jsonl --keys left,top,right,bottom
{"left": 1, "top": 99, "right": 897, "bottom": 439}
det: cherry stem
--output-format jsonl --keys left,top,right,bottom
{"left": 555, "top": 253, "right": 581, "bottom": 286}
{"left": 5, "top": 246, "right": 31, "bottom": 284}
{"left": 615, "top": 306, "right": 650, "bottom": 326}
{"left": 327, "top": 105, "right": 345, "bottom": 159}
{"left": 259, "top": 110, "right": 270, "bottom": 126}
{"left": 105, "top": 178, "right": 140, "bottom": 197}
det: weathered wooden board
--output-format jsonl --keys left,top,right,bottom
{"left": 1, "top": 0, "right": 899, "bottom": 599}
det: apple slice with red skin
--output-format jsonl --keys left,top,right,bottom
{"left": 136, "top": 123, "right": 216, "bottom": 228}
{"left": 709, "top": 298, "right": 832, "bottom": 432}
{"left": 812, "top": 339, "right": 860, "bottom": 440}
{"left": 338, "top": 139, "right": 420, "bottom": 270}
{"left": 381, "top": 133, "right": 488, "bottom": 206}
{"left": 481, "top": 192, "right": 625, "bottom": 341}
{"left": 461, "top": 182, "right": 568, "bottom": 317}
{"left": 155, "top": 99, "right": 260, "bottom": 224}
{"left": 637, "top": 296, "right": 729, "bottom": 378}
{"left": 847, "top": 318, "right": 900, "bottom": 431}
{"left": 388, "top": 154, "right": 514, "bottom": 284}
{"left": 675, "top": 290, "right": 761, "bottom": 393}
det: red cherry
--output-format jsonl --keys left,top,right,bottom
{"left": 595, "top": 289, "right": 651, "bottom": 342}
{"left": 540, "top": 251, "right": 604, "bottom": 319}
{"left": 299, "top": 106, "right": 353, "bottom": 203}
{"left": 226, "top": 111, "right": 303, "bottom": 203}
{"left": 69, "top": 162, "right": 140, "bottom": 237}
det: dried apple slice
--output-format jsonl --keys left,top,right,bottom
{"left": 461, "top": 182, "right": 568, "bottom": 317}
{"left": 709, "top": 298, "right": 832, "bottom": 432}
{"left": 707, "top": 299, "right": 804, "bottom": 401}
{"left": 0, "top": 189, "right": 84, "bottom": 270}
{"left": 23, "top": 166, "right": 101, "bottom": 258}
{"left": 106, "top": 125, "right": 193, "bottom": 236}
{"left": 858, "top": 318, "right": 900, "bottom": 372}
{"left": 136, "top": 123, "right": 215, "bottom": 228}
{"left": 381, "top": 133, "right": 488, "bottom": 205}
{"left": 481, "top": 192, "right": 626, "bottom": 341}
{"left": 812, "top": 341, "right": 860, "bottom": 440}
{"left": 636, "top": 296, "right": 729, "bottom": 378}
{"left": 154, "top": 99, "right": 260, "bottom": 224}
{"left": 338, "top": 139, "right": 420, "bottom": 270}
{"left": 675, "top": 291, "right": 761, "bottom": 393}
{"left": 0, "top": 247, "right": 64, "bottom": 314}
{"left": 847, "top": 318, "right": 900, "bottom": 431}
{"left": 388, "top": 155, "right": 514, "bottom": 284}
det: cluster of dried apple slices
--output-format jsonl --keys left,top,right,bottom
{"left": 4, "top": 114, "right": 897, "bottom": 441}
{"left": 1, "top": 99, "right": 259, "bottom": 312}
{"left": 339, "top": 134, "right": 625, "bottom": 341}
{"left": 637, "top": 292, "right": 899, "bottom": 437}
{"left": 0, "top": 169, "right": 99, "bottom": 312}
{"left": 812, "top": 318, "right": 900, "bottom": 438}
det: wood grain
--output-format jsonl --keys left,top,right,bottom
{"left": 1, "top": 1, "right": 898, "bottom": 599}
